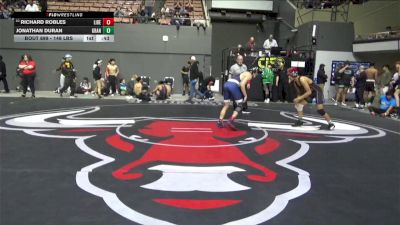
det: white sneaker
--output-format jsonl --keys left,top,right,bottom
{"left": 111, "top": 94, "right": 115, "bottom": 97}
{"left": 334, "top": 102, "right": 338, "bottom": 106}
{"left": 341, "top": 102, "right": 347, "bottom": 106}
{"left": 355, "top": 103, "right": 359, "bottom": 108}
{"left": 264, "top": 98, "right": 270, "bottom": 103}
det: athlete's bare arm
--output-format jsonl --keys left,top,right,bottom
{"left": 339, "top": 65, "right": 348, "bottom": 74}
{"left": 152, "top": 85, "right": 161, "bottom": 94}
{"left": 240, "top": 72, "right": 252, "bottom": 101}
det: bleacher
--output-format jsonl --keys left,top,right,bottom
{"left": 47, "top": 0, "right": 206, "bottom": 25}
{"left": 47, "top": 0, "right": 142, "bottom": 13}
{"left": 164, "top": 0, "right": 205, "bottom": 20}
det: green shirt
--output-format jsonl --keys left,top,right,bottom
{"left": 378, "top": 71, "right": 392, "bottom": 87}
{"left": 262, "top": 68, "right": 274, "bottom": 84}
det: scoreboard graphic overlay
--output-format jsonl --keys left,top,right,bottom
{"left": 13, "top": 12, "right": 114, "bottom": 42}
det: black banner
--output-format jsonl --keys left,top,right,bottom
{"left": 13, "top": 12, "right": 113, "bottom": 18}
{"left": 14, "top": 26, "right": 105, "bottom": 34}
{"left": 14, "top": 18, "right": 106, "bottom": 26}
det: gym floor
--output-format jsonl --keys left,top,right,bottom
{"left": 0, "top": 95, "right": 399, "bottom": 225}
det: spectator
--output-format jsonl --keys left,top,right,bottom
{"left": 185, "top": 0, "right": 194, "bottom": 12}
{"left": 18, "top": 54, "right": 36, "bottom": 98}
{"left": 160, "top": 3, "right": 170, "bottom": 16}
{"left": 105, "top": 58, "right": 119, "bottom": 96}
{"left": 316, "top": 64, "right": 328, "bottom": 92}
{"left": 0, "top": 55, "right": 9, "bottom": 93}
{"left": 16, "top": 0, "right": 27, "bottom": 9}
{"left": 368, "top": 91, "right": 396, "bottom": 117}
{"left": 127, "top": 5, "right": 138, "bottom": 17}
{"left": 262, "top": 63, "right": 275, "bottom": 103}
{"left": 0, "top": 4, "right": 7, "bottom": 19}
{"left": 76, "top": 77, "right": 91, "bottom": 95}
{"left": 232, "top": 44, "right": 246, "bottom": 57}
{"left": 200, "top": 76, "right": 216, "bottom": 100}
{"left": 354, "top": 65, "right": 367, "bottom": 109}
{"left": 114, "top": 6, "right": 126, "bottom": 17}
{"left": 55, "top": 56, "right": 66, "bottom": 94}
{"left": 119, "top": 78, "right": 127, "bottom": 96}
{"left": 159, "top": 14, "right": 170, "bottom": 25}
{"left": 246, "top": 36, "right": 256, "bottom": 53}
{"left": 179, "top": 4, "right": 187, "bottom": 15}
{"left": 126, "top": 75, "right": 136, "bottom": 98}
{"left": 335, "top": 61, "right": 353, "bottom": 106}
{"left": 193, "top": 19, "right": 206, "bottom": 30}
{"left": 277, "top": 61, "right": 289, "bottom": 102}
{"left": 173, "top": 0, "right": 182, "bottom": 12}
{"left": 139, "top": 6, "right": 147, "bottom": 23}
{"left": 377, "top": 64, "right": 392, "bottom": 96}
{"left": 181, "top": 12, "right": 191, "bottom": 26}
{"left": 59, "top": 54, "right": 77, "bottom": 98}
{"left": 92, "top": 59, "right": 103, "bottom": 99}
{"left": 263, "top": 34, "right": 278, "bottom": 56}
{"left": 153, "top": 80, "right": 168, "bottom": 100}
{"left": 25, "top": 0, "right": 39, "bottom": 12}
{"left": 365, "top": 63, "right": 378, "bottom": 106}
{"left": 181, "top": 61, "right": 190, "bottom": 95}
{"left": 391, "top": 61, "right": 400, "bottom": 108}
{"left": 3, "top": 6, "right": 14, "bottom": 19}
{"left": 171, "top": 11, "right": 181, "bottom": 30}
{"left": 132, "top": 76, "right": 149, "bottom": 102}
{"left": 144, "top": 0, "right": 154, "bottom": 19}
{"left": 185, "top": 56, "right": 205, "bottom": 103}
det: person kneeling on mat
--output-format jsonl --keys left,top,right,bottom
{"left": 217, "top": 70, "right": 256, "bottom": 130}
{"left": 288, "top": 67, "right": 335, "bottom": 130}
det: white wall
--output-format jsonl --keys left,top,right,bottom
{"left": 314, "top": 50, "right": 356, "bottom": 99}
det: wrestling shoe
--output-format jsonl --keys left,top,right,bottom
{"left": 217, "top": 120, "right": 224, "bottom": 128}
{"left": 292, "top": 120, "right": 304, "bottom": 127}
{"left": 226, "top": 119, "right": 237, "bottom": 130}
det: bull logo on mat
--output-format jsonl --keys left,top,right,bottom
{"left": 0, "top": 106, "right": 385, "bottom": 225}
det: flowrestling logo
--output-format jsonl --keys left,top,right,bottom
{"left": 0, "top": 106, "right": 385, "bottom": 225}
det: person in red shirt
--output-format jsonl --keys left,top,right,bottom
{"left": 18, "top": 54, "right": 36, "bottom": 98}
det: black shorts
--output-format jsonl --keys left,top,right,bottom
{"left": 182, "top": 75, "right": 189, "bottom": 84}
{"left": 365, "top": 81, "right": 375, "bottom": 92}
{"left": 310, "top": 86, "right": 324, "bottom": 105}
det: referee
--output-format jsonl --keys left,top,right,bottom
{"left": 229, "top": 55, "right": 247, "bottom": 80}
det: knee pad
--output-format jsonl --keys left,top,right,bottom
{"left": 234, "top": 102, "right": 243, "bottom": 113}
{"left": 317, "top": 109, "right": 326, "bottom": 116}
{"left": 295, "top": 104, "right": 304, "bottom": 112}
{"left": 242, "top": 101, "right": 248, "bottom": 111}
